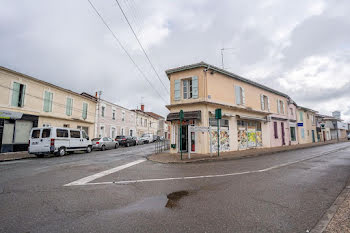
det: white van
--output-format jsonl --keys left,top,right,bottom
{"left": 140, "top": 133, "right": 156, "bottom": 143}
{"left": 28, "top": 127, "right": 92, "bottom": 157}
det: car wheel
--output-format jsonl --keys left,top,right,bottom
{"left": 101, "top": 145, "right": 106, "bottom": 151}
{"left": 126, "top": 142, "right": 130, "bottom": 147}
{"left": 57, "top": 147, "right": 65, "bottom": 157}
{"left": 86, "top": 146, "right": 92, "bottom": 153}
{"left": 115, "top": 143, "right": 119, "bottom": 149}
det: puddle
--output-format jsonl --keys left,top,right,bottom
{"left": 165, "top": 190, "right": 189, "bottom": 209}
{"left": 117, "top": 195, "right": 168, "bottom": 213}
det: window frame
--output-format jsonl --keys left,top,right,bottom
{"left": 11, "top": 81, "right": 26, "bottom": 108}
{"left": 182, "top": 78, "right": 193, "bottom": 99}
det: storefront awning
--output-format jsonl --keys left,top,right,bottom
{"left": 167, "top": 111, "right": 201, "bottom": 121}
{"left": 236, "top": 115, "right": 267, "bottom": 122}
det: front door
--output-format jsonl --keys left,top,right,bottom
{"left": 312, "top": 130, "right": 315, "bottom": 142}
{"left": 180, "top": 125, "right": 188, "bottom": 152}
{"left": 281, "top": 122, "right": 285, "bottom": 145}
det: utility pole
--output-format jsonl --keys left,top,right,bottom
{"left": 220, "top": 48, "right": 236, "bottom": 69}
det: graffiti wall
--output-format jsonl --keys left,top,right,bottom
{"left": 238, "top": 128, "right": 262, "bottom": 149}
{"left": 210, "top": 127, "right": 230, "bottom": 152}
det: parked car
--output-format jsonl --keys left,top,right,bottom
{"left": 140, "top": 133, "right": 156, "bottom": 143}
{"left": 132, "top": 137, "right": 144, "bottom": 145}
{"left": 92, "top": 137, "right": 119, "bottom": 151}
{"left": 347, "top": 133, "right": 350, "bottom": 140}
{"left": 28, "top": 127, "right": 92, "bottom": 157}
{"left": 115, "top": 136, "right": 136, "bottom": 147}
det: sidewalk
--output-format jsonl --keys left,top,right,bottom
{"left": 0, "top": 151, "right": 35, "bottom": 162}
{"left": 148, "top": 139, "right": 349, "bottom": 164}
{"left": 312, "top": 180, "right": 350, "bottom": 233}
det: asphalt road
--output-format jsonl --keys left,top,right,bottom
{"left": 1, "top": 142, "right": 350, "bottom": 233}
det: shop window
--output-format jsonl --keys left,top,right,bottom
{"left": 14, "top": 120, "right": 33, "bottom": 143}
{"left": 11, "top": 82, "right": 26, "bottom": 107}
{"left": 56, "top": 129, "right": 69, "bottom": 138}
{"left": 42, "top": 128, "right": 51, "bottom": 138}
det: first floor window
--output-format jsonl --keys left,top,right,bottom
{"left": 11, "top": 82, "right": 26, "bottom": 107}
{"left": 82, "top": 103, "right": 88, "bottom": 119}
{"left": 183, "top": 79, "right": 192, "bottom": 99}
{"left": 43, "top": 91, "right": 53, "bottom": 112}
{"left": 66, "top": 97, "right": 73, "bottom": 116}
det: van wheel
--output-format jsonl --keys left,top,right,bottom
{"left": 126, "top": 142, "right": 130, "bottom": 147}
{"left": 101, "top": 145, "right": 106, "bottom": 151}
{"left": 86, "top": 146, "right": 92, "bottom": 153}
{"left": 35, "top": 154, "right": 44, "bottom": 158}
{"left": 57, "top": 147, "right": 66, "bottom": 157}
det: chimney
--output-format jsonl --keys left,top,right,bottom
{"left": 95, "top": 92, "right": 98, "bottom": 98}
{"left": 141, "top": 104, "right": 145, "bottom": 112}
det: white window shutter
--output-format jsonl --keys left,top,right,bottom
{"left": 260, "top": 94, "right": 264, "bottom": 110}
{"left": 174, "top": 80, "right": 180, "bottom": 101}
{"left": 267, "top": 97, "right": 270, "bottom": 112}
{"left": 192, "top": 76, "right": 198, "bottom": 98}
{"left": 277, "top": 99, "right": 280, "bottom": 114}
{"left": 242, "top": 87, "right": 245, "bottom": 105}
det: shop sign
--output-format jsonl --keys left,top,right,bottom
{"left": 297, "top": 123, "right": 303, "bottom": 127}
{"left": 0, "top": 110, "right": 23, "bottom": 119}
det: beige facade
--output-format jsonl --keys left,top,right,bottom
{"left": 296, "top": 107, "right": 317, "bottom": 144}
{"left": 133, "top": 109, "right": 159, "bottom": 137}
{"left": 0, "top": 66, "right": 96, "bottom": 152}
{"left": 166, "top": 62, "right": 293, "bottom": 154}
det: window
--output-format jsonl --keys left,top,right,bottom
{"left": 235, "top": 86, "right": 245, "bottom": 105}
{"left": 130, "top": 129, "right": 133, "bottom": 136}
{"left": 299, "top": 111, "right": 304, "bottom": 122}
{"left": 290, "top": 108, "right": 294, "bottom": 116}
{"left": 70, "top": 130, "right": 81, "bottom": 138}
{"left": 56, "top": 129, "right": 68, "bottom": 138}
{"left": 301, "top": 128, "right": 305, "bottom": 139}
{"left": 101, "top": 106, "right": 105, "bottom": 117}
{"left": 31, "top": 130, "right": 40, "bottom": 138}
{"left": 99, "top": 126, "right": 104, "bottom": 137}
{"left": 121, "top": 128, "right": 124, "bottom": 135}
{"left": 43, "top": 91, "right": 53, "bottom": 112}
{"left": 112, "top": 109, "right": 116, "bottom": 120}
{"left": 274, "top": 122, "right": 278, "bottom": 138}
{"left": 312, "top": 115, "right": 315, "bottom": 124}
{"left": 277, "top": 99, "right": 284, "bottom": 114}
{"left": 42, "top": 129, "right": 51, "bottom": 138}
{"left": 307, "top": 114, "right": 309, "bottom": 119}
{"left": 122, "top": 111, "right": 125, "bottom": 121}
{"left": 11, "top": 82, "right": 26, "bottom": 107}
{"left": 140, "top": 117, "right": 143, "bottom": 126}
{"left": 63, "top": 124, "right": 70, "bottom": 128}
{"left": 144, "top": 119, "right": 147, "bottom": 126}
{"left": 183, "top": 79, "right": 192, "bottom": 99}
{"left": 77, "top": 126, "right": 89, "bottom": 135}
{"left": 66, "top": 97, "right": 73, "bottom": 116}
{"left": 290, "top": 127, "right": 296, "bottom": 141}
{"left": 82, "top": 103, "right": 88, "bottom": 119}
{"left": 260, "top": 95, "right": 269, "bottom": 111}
{"left": 111, "top": 128, "right": 116, "bottom": 138}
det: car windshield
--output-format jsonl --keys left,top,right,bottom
{"left": 116, "top": 136, "right": 125, "bottom": 139}
{"left": 92, "top": 138, "right": 101, "bottom": 141}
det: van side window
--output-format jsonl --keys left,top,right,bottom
{"left": 57, "top": 129, "right": 69, "bottom": 138}
{"left": 70, "top": 130, "right": 81, "bottom": 138}
{"left": 82, "top": 131, "right": 88, "bottom": 139}
{"left": 42, "top": 129, "right": 51, "bottom": 138}
{"left": 31, "top": 130, "right": 40, "bottom": 138}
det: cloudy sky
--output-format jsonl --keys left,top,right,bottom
{"left": 1, "top": 0, "right": 349, "bottom": 120}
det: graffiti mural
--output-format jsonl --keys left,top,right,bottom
{"left": 238, "top": 127, "right": 263, "bottom": 149}
{"left": 211, "top": 127, "right": 230, "bottom": 152}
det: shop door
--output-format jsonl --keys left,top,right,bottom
{"left": 281, "top": 122, "right": 285, "bottom": 145}
{"left": 180, "top": 125, "right": 188, "bottom": 152}
{"left": 312, "top": 130, "right": 315, "bottom": 142}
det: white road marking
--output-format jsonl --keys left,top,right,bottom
{"left": 64, "top": 159, "right": 146, "bottom": 186}
{"left": 77, "top": 147, "right": 348, "bottom": 186}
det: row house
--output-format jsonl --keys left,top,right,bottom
{"left": 0, "top": 66, "right": 97, "bottom": 153}
{"left": 165, "top": 62, "right": 300, "bottom": 154}
{"left": 296, "top": 106, "right": 318, "bottom": 144}
{"left": 94, "top": 98, "right": 136, "bottom": 139}
{"left": 316, "top": 112, "right": 348, "bottom": 141}
{"left": 132, "top": 105, "right": 160, "bottom": 137}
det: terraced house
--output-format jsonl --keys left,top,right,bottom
{"left": 0, "top": 66, "right": 97, "bottom": 153}
{"left": 165, "top": 62, "right": 303, "bottom": 154}
{"left": 296, "top": 106, "right": 318, "bottom": 144}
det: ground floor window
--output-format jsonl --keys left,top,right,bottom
{"left": 77, "top": 126, "right": 89, "bottom": 135}
{"left": 237, "top": 120, "right": 262, "bottom": 149}
{"left": 290, "top": 127, "right": 296, "bottom": 141}
{"left": 210, "top": 118, "right": 230, "bottom": 152}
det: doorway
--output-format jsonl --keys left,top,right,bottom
{"left": 179, "top": 125, "right": 188, "bottom": 152}
{"left": 281, "top": 122, "right": 285, "bottom": 145}
{"left": 312, "top": 130, "right": 315, "bottom": 142}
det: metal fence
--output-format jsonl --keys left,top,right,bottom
{"left": 155, "top": 140, "right": 170, "bottom": 154}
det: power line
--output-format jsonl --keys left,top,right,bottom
{"left": 114, "top": 0, "right": 169, "bottom": 95}
{"left": 86, "top": 0, "right": 168, "bottom": 104}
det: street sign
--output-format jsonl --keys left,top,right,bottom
{"left": 297, "top": 123, "right": 303, "bottom": 127}
{"left": 215, "top": 109, "right": 222, "bottom": 119}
